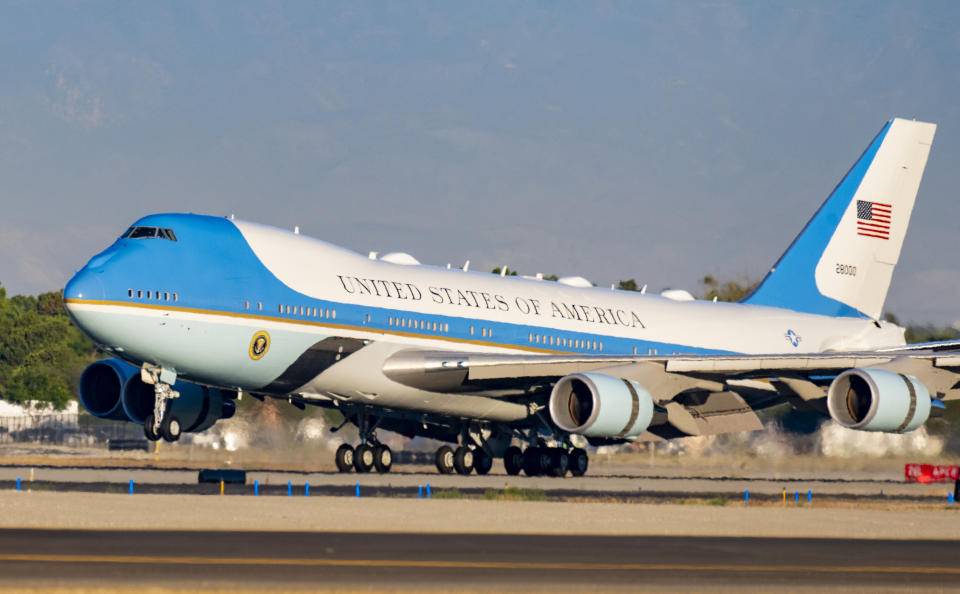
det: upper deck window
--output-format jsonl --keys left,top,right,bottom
{"left": 122, "top": 226, "right": 178, "bottom": 241}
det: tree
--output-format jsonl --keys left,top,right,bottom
{"left": 491, "top": 266, "right": 518, "bottom": 276}
{"left": 0, "top": 284, "right": 99, "bottom": 409}
{"left": 700, "top": 275, "right": 758, "bottom": 302}
{"left": 617, "top": 279, "right": 640, "bottom": 291}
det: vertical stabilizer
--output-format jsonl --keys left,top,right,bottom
{"left": 742, "top": 118, "right": 936, "bottom": 319}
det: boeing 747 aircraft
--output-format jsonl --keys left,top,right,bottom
{"left": 64, "top": 118, "right": 958, "bottom": 477}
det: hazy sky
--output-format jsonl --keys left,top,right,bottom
{"left": 2, "top": 2, "right": 959, "bottom": 324}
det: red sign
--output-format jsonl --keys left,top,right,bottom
{"left": 905, "top": 464, "right": 959, "bottom": 483}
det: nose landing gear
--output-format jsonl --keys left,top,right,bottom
{"left": 141, "top": 367, "right": 182, "bottom": 443}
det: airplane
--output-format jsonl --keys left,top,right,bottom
{"left": 63, "top": 117, "right": 958, "bottom": 477}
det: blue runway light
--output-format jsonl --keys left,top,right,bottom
{"left": 807, "top": 490, "right": 812, "bottom": 503}
{"left": 355, "top": 482, "right": 360, "bottom": 498}
{"left": 16, "top": 477, "right": 20, "bottom": 491}
{"left": 949, "top": 492, "right": 955, "bottom": 504}
{"left": 427, "top": 483, "right": 431, "bottom": 499}
{"left": 418, "top": 485, "right": 422, "bottom": 499}
{"left": 305, "top": 482, "right": 310, "bottom": 497}
{"left": 287, "top": 481, "right": 292, "bottom": 497}
{"left": 744, "top": 490, "right": 749, "bottom": 503}
{"left": 129, "top": 479, "right": 134, "bottom": 495}
{"left": 795, "top": 491, "right": 799, "bottom": 503}
{"left": 254, "top": 480, "right": 259, "bottom": 496}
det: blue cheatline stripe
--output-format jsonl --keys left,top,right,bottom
{"left": 741, "top": 120, "right": 893, "bottom": 318}
{"left": 66, "top": 297, "right": 732, "bottom": 362}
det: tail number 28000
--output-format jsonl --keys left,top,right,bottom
{"left": 835, "top": 263, "right": 857, "bottom": 277}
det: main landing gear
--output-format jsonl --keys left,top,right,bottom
{"left": 335, "top": 442, "right": 393, "bottom": 474}
{"left": 503, "top": 445, "right": 588, "bottom": 478}
{"left": 433, "top": 444, "right": 494, "bottom": 476}
{"left": 334, "top": 410, "right": 393, "bottom": 474}
{"left": 142, "top": 369, "right": 182, "bottom": 443}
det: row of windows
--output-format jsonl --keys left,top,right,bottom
{"left": 128, "top": 289, "right": 178, "bottom": 302}
{"left": 529, "top": 332, "right": 603, "bottom": 351}
{"left": 279, "top": 304, "right": 337, "bottom": 319}
{"left": 388, "top": 316, "right": 450, "bottom": 333}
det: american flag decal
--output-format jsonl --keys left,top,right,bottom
{"left": 856, "top": 200, "right": 892, "bottom": 240}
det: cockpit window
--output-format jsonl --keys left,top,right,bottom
{"left": 121, "top": 226, "right": 178, "bottom": 241}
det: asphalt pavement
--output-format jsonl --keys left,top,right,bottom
{"left": 0, "top": 529, "right": 958, "bottom": 591}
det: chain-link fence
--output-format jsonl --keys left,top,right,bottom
{"left": 0, "top": 414, "right": 143, "bottom": 447}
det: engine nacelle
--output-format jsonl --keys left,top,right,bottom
{"left": 549, "top": 372, "right": 654, "bottom": 438}
{"left": 78, "top": 359, "right": 140, "bottom": 421}
{"left": 826, "top": 368, "right": 931, "bottom": 433}
{"left": 78, "top": 358, "right": 235, "bottom": 432}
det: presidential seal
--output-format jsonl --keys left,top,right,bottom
{"left": 249, "top": 331, "right": 271, "bottom": 360}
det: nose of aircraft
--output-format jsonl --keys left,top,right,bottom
{"left": 64, "top": 267, "right": 106, "bottom": 304}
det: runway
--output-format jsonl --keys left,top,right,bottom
{"left": 1, "top": 463, "right": 954, "bottom": 503}
{"left": 1, "top": 529, "right": 958, "bottom": 592}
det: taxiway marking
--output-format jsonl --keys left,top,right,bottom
{"left": 0, "top": 554, "right": 957, "bottom": 575}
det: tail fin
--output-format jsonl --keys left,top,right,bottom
{"left": 742, "top": 118, "right": 936, "bottom": 319}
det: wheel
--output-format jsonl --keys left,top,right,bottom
{"left": 548, "top": 448, "right": 570, "bottom": 478}
{"left": 473, "top": 449, "right": 493, "bottom": 475}
{"left": 335, "top": 444, "right": 354, "bottom": 472}
{"left": 373, "top": 445, "right": 393, "bottom": 473}
{"left": 354, "top": 444, "right": 374, "bottom": 472}
{"left": 435, "top": 445, "right": 455, "bottom": 474}
{"left": 143, "top": 414, "right": 160, "bottom": 441}
{"left": 503, "top": 446, "right": 523, "bottom": 476}
{"left": 161, "top": 415, "right": 181, "bottom": 442}
{"left": 453, "top": 446, "right": 474, "bottom": 475}
{"left": 522, "top": 447, "right": 545, "bottom": 477}
{"left": 569, "top": 448, "right": 588, "bottom": 477}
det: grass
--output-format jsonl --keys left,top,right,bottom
{"left": 483, "top": 487, "right": 546, "bottom": 502}
{"left": 431, "top": 488, "right": 464, "bottom": 499}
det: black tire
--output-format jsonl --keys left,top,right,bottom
{"left": 453, "top": 446, "right": 474, "bottom": 475}
{"left": 335, "top": 444, "right": 354, "bottom": 473}
{"left": 161, "top": 415, "right": 181, "bottom": 442}
{"left": 548, "top": 448, "right": 570, "bottom": 478}
{"left": 373, "top": 445, "right": 393, "bottom": 473}
{"left": 435, "top": 445, "right": 455, "bottom": 474}
{"left": 522, "top": 447, "right": 544, "bottom": 477}
{"left": 570, "top": 448, "right": 589, "bottom": 477}
{"left": 354, "top": 444, "right": 374, "bottom": 473}
{"left": 143, "top": 414, "right": 160, "bottom": 441}
{"left": 503, "top": 446, "right": 523, "bottom": 476}
{"left": 473, "top": 449, "right": 493, "bottom": 475}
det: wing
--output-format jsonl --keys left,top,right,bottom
{"left": 381, "top": 346, "right": 960, "bottom": 440}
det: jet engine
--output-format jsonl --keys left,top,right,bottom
{"left": 78, "top": 358, "right": 236, "bottom": 432}
{"left": 548, "top": 372, "right": 654, "bottom": 438}
{"left": 826, "top": 368, "right": 931, "bottom": 433}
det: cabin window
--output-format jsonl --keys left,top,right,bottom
{"left": 164, "top": 292, "right": 170, "bottom": 301}
{"left": 244, "top": 300, "right": 249, "bottom": 310}
{"left": 278, "top": 304, "right": 283, "bottom": 313}
{"left": 469, "top": 326, "right": 474, "bottom": 336}
{"left": 173, "top": 293, "right": 178, "bottom": 302}
{"left": 444, "top": 323, "right": 449, "bottom": 332}
{"left": 127, "top": 289, "right": 133, "bottom": 297}
{"left": 366, "top": 314, "right": 371, "bottom": 324}
{"left": 331, "top": 310, "right": 336, "bottom": 319}
{"left": 257, "top": 302, "right": 262, "bottom": 311}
